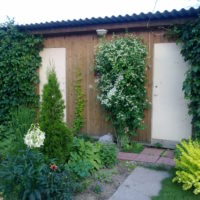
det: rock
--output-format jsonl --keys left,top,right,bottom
{"left": 99, "top": 133, "right": 113, "bottom": 143}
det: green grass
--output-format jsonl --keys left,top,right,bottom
{"left": 151, "top": 170, "right": 200, "bottom": 200}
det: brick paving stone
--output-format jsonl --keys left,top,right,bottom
{"left": 156, "top": 157, "right": 175, "bottom": 166}
{"left": 162, "top": 150, "right": 174, "bottom": 159}
{"left": 141, "top": 147, "right": 164, "bottom": 157}
{"left": 117, "top": 152, "right": 139, "bottom": 161}
{"left": 134, "top": 154, "right": 160, "bottom": 163}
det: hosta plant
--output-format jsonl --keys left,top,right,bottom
{"left": 173, "top": 139, "right": 200, "bottom": 195}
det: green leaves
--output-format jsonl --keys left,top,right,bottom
{"left": 39, "top": 69, "right": 73, "bottom": 163}
{"left": 94, "top": 34, "right": 148, "bottom": 139}
{"left": 169, "top": 16, "right": 200, "bottom": 139}
{"left": 0, "top": 20, "right": 43, "bottom": 123}
{"left": 73, "top": 69, "right": 85, "bottom": 134}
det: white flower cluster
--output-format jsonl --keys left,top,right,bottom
{"left": 24, "top": 124, "right": 45, "bottom": 148}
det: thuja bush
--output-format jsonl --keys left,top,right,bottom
{"left": 94, "top": 34, "right": 148, "bottom": 142}
{"left": 168, "top": 16, "right": 200, "bottom": 139}
{"left": 0, "top": 20, "right": 43, "bottom": 123}
{"left": 39, "top": 70, "right": 73, "bottom": 163}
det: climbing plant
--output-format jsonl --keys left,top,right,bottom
{"left": 73, "top": 69, "right": 85, "bottom": 134}
{"left": 168, "top": 15, "right": 200, "bottom": 139}
{"left": 0, "top": 20, "right": 43, "bottom": 123}
{"left": 94, "top": 34, "right": 148, "bottom": 143}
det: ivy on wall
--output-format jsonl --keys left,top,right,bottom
{"left": 73, "top": 69, "right": 85, "bottom": 134}
{"left": 168, "top": 16, "right": 200, "bottom": 139}
{"left": 0, "top": 20, "right": 43, "bottom": 123}
{"left": 94, "top": 35, "right": 148, "bottom": 143}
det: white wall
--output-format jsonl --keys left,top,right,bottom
{"left": 39, "top": 48, "right": 66, "bottom": 121}
{"left": 152, "top": 43, "right": 192, "bottom": 142}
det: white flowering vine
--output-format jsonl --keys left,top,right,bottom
{"left": 94, "top": 35, "right": 149, "bottom": 139}
{"left": 24, "top": 124, "right": 45, "bottom": 148}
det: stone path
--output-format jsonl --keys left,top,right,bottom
{"left": 109, "top": 167, "right": 169, "bottom": 200}
{"left": 117, "top": 147, "right": 175, "bottom": 166}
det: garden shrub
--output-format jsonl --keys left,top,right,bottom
{"left": 168, "top": 16, "right": 200, "bottom": 139}
{"left": 0, "top": 106, "right": 35, "bottom": 158}
{"left": 0, "top": 149, "right": 74, "bottom": 200}
{"left": 99, "top": 143, "right": 117, "bottom": 168}
{"left": 173, "top": 140, "right": 200, "bottom": 195}
{"left": 39, "top": 69, "right": 73, "bottom": 163}
{"left": 0, "top": 20, "right": 43, "bottom": 124}
{"left": 68, "top": 137, "right": 101, "bottom": 179}
{"left": 94, "top": 34, "right": 148, "bottom": 143}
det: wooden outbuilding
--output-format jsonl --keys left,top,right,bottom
{"left": 19, "top": 7, "right": 200, "bottom": 147}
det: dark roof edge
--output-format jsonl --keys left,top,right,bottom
{"left": 17, "top": 7, "right": 200, "bottom": 32}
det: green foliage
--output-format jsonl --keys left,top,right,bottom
{"left": 39, "top": 69, "right": 73, "bottom": 163}
{"left": 38, "top": 164, "right": 74, "bottom": 200}
{"left": 120, "top": 134, "right": 144, "bottom": 153}
{"left": 73, "top": 69, "right": 85, "bottom": 134}
{"left": 0, "top": 149, "right": 74, "bottom": 200}
{"left": 43, "top": 122, "right": 73, "bottom": 163}
{"left": 68, "top": 137, "right": 101, "bottom": 179}
{"left": 0, "top": 149, "right": 46, "bottom": 200}
{"left": 94, "top": 34, "right": 148, "bottom": 141}
{"left": 168, "top": 16, "right": 200, "bottom": 139}
{"left": 0, "top": 106, "right": 35, "bottom": 159}
{"left": 99, "top": 143, "right": 117, "bottom": 168}
{"left": 173, "top": 140, "right": 200, "bottom": 195}
{"left": 68, "top": 159, "right": 93, "bottom": 180}
{"left": 0, "top": 20, "right": 43, "bottom": 123}
{"left": 39, "top": 69, "right": 65, "bottom": 125}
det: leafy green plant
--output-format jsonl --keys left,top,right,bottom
{"left": 0, "top": 149, "right": 46, "bottom": 200}
{"left": 168, "top": 16, "right": 200, "bottom": 139}
{"left": 120, "top": 135, "right": 144, "bottom": 153}
{"left": 39, "top": 69, "right": 73, "bottom": 163}
{"left": 173, "top": 140, "right": 200, "bottom": 195}
{"left": 68, "top": 137, "right": 101, "bottom": 178}
{"left": 99, "top": 143, "right": 117, "bottom": 168}
{"left": 39, "top": 164, "right": 74, "bottom": 200}
{"left": 73, "top": 69, "right": 85, "bottom": 134}
{"left": 68, "top": 159, "right": 93, "bottom": 180}
{"left": 0, "top": 20, "right": 43, "bottom": 124}
{"left": 0, "top": 106, "right": 35, "bottom": 158}
{"left": 94, "top": 34, "right": 148, "bottom": 143}
{"left": 0, "top": 149, "right": 74, "bottom": 200}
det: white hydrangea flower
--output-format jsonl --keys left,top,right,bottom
{"left": 24, "top": 124, "right": 45, "bottom": 148}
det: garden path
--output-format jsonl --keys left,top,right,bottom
{"left": 117, "top": 147, "right": 175, "bottom": 166}
{"left": 109, "top": 166, "right": 169, "bottom": 200}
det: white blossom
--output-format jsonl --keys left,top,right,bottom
{"left": 24, "top": 124, "right": 45, "bottom": 148}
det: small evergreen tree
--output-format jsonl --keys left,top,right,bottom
{"left": 39, "top": 69, "right": 73, "bottom": 163}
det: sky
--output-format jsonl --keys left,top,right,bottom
{"left": 0, "top": 0, "right": 199, "bottom": 25}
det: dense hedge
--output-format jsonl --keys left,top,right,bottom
{"left": 0, "top": 20, "right": 43, "bottom": 123}
{"left": 168, "top": 16, "right": 200, "bottom": 139}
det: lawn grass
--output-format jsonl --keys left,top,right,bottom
{"left": 151, "top": 169, "right": 200, "bottom": 200}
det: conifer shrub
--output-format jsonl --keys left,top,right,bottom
{"left": 39, "top": 69, "right": 73, "bottom": 163}
{"left": 173, "top": 140, "right": 200, "bottom": 195}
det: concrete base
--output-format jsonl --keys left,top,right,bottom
{"left": 151, "top": 138, "right": 178, "bottom": 149}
